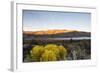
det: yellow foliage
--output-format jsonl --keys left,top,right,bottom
{"left": 58, "top": 45, "right": 67, "bottom": 60}
{"left": 41, "top": 50, "right": 57, "bottom": 61}
{"left": 30, "top": 44, "right": 68, "bottom": 62}
{"left": 44, "top": 44, "right": 60, "bottom": 58}
{"left": 30, "top": 45, "right": 44, "bottom": 61}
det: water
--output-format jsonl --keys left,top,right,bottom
{"left": 24, "top": 37, "right": 91, "bottom": 41}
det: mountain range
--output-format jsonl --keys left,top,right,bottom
{"left": 23, "top": 29, "right": 90, "bottom": 38}
{"left": 23, "top": 29, "right": 78, "bottom": 35}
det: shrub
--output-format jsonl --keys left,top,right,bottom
{"left": 30, "top": 44, "right": 67, "bottom": 62}
{"left": 58, "top": 45, "right": 67, "bottom": 60}
{"left": 40, "top": 50, "right": 57, "bottom": 61}
{"left": 30, "top": 45, "right": 44, "bottom": 61}
{"left": 44, "top": 44, "right": 60, "bottom": 59}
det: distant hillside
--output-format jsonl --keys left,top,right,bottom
{"left": 23, "top": 29, "right": 91, "bottom": 38}
{"left": 23, "top": 29, "right": 78, "bottom": 35}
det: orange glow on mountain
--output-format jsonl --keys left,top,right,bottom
{"left": 23, "top": 29, "right": 78, "bottom": 35}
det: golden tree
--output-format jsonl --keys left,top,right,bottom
{"left": 41, "top": 50, "right": 57, "bottom": 61}
{"left": 30, "top": 44, "right": 68, "bottom": 62}
{"left": 58, "top": 45, "right": 67, "bottom": 60}
{"left": 30, "top": 45, "right": 44, "bottom": 61}
{"left": 44, "top": 44, "right": 60, "bottom": 59}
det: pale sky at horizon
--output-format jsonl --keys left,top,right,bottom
{"left": 23, "top": 10, "right": 91, "bottom": 32}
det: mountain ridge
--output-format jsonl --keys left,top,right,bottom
{"left": 23, "top": 29, "right": 85, "bottom": 35}
{"left": 23, "top": 29, "right": 90, "bottom": 38}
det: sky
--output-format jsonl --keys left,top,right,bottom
{"left": 23, "top": 10, "right": 91, "bottom": 32}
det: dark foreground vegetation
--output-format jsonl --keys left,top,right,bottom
{"left": 23, "top": 36, "right": 91, "bottom": 62}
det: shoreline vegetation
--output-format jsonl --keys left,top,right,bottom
{"left": 23, "top": 29, "right": 91, "bottom": 62}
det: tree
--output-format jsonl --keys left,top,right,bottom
{"left": 30, "top": 45, "right": 44, "bottom": 61}
{"left": 41, "top": 50, "right": 57, "bottom": 61}
{"left": 44, "top": 44, "right": 60, "bottom": 59}
{"left": 30, "top": 44, "right": 68, "bottom": 62}
{"left": 58, "top": 45, "right": 67, "bottom": 60}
